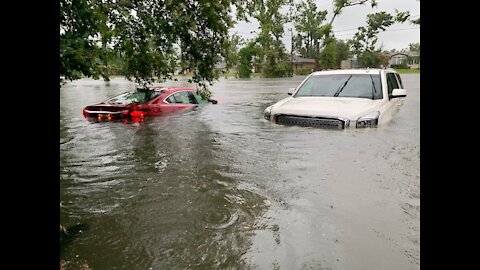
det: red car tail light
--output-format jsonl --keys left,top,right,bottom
{"left": 130, "top": 111, "right": 144, "bottom": 118}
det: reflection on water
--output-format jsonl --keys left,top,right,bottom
{"left": 61, "top": 75, "right": 420, "bottom": 269}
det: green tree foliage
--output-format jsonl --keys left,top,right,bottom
{"left": 60, "top": 0, "right": 254, "bottom": 98}
{"left": 60, "top": 0, "right": 107, "bottom": 81}
{"left": 334, "top": 39, "right": 351, "bottom": 68}
{"left": 356, "top": 51, "right": 381, "bottom": 68}
{"left": 409, "top": 42, "right": 420, "bottom": 53}
{"left": 350, "top": 10, "right": 415, "bottom": 68}
{"left": 377, "top": 51, "right": 390, "bottom": 68}
{"left": 224, "top": 34, "right": 243, "bottom": 71}
{"left": 238, "top": 42, "right": 260, "bottom": 78}
{"left": 318, "top": 39, "right": 337, "bottom": 69}
{"left": 292, "top": 0, "right": 376, "bottom": 70}
{"left": 351, "top": 12, "right": 395, "bottom": 55}
{"left": 329, "top": 0, "right": 377, "bottom": 26}
{"left": 293, "top": 0, "right": 328, "bottom": 59}
{"left": 394, "top": 9, "right": 411, "bottom": 23}
{"left": 251, "top": 0, "right": 292, "bottom": 78}
{"left": 317, "top": 38, "right": 351, "bottom": 69}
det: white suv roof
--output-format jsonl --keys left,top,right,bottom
{"left": 311, "top": 68, "right": 395, "bottom": 76}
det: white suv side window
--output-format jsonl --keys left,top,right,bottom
{"left": 386, "top": 72, "right": 400, "bottom": 97}
{"left": 394, "top": 73, "right": 404, "bottom": 89}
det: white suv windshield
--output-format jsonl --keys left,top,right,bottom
{"left": 295, "top": 74, "right": 383, "bottom": 100}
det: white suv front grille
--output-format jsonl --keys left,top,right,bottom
{"left": 275, "top": 115, "right": 348, "bottom": 129}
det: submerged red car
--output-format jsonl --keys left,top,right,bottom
{"left": 82, "top": 86, "right": 216, "bottom": 122}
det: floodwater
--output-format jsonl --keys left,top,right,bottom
{"left": 60, "top": 74, "right": 420, "bottom": 270}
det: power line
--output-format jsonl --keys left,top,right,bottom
{"left": 231, "top": 13, "right": 420, "bottom": 36}
{"left": 335, "top": 27, "right": 420, "bottom": 37}
{"left": 383, "top": 27, "right": 420, "bottom": 32}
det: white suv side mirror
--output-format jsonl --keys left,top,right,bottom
{"left": 288, "top": 87, "right": 296, "bottom": 95}
{"left": 390, "top": 88, "right": 407, "bottom": 98}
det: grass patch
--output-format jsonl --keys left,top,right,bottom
{"left": 395, "top": 69, "right": 420, "bottom": 74}
{"left": 221, "top": 73, "right": 263, "bottom": 78}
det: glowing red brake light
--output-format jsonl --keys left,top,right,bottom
{"left": 130, "top": 111, "right": 144, "bottom": 117}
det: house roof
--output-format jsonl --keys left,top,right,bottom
{"left": 387, "top": 51, "right": 419, "bottom": 57}
{"left": 214, "top": 61, "right": 227, "bottom": 69}
{"left": 293, "top": 55, "right": 316, "bottom": 63}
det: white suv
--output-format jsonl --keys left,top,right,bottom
{"left": 263, "top": 68, "right": 407, "bottom": 128}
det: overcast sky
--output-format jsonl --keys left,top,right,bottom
{"left": 230, "top": 0, "right": 420, "bottom": 52}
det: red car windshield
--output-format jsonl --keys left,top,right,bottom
{"left": 106, "top": 90, "right": 160, "bottom": 104}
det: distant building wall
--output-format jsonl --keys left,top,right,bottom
{"left": 292, "top": 55, "right": 316, "bottom": 71}
{"left": 341, "top": 58, "right": 358, "bottom": 69}
{"left": 341, "top": 60, "right": 351, "bottom": 69}
{"left": 293, "top": 62, "right": 315, "bottom": 70}
{"left": 388, "top": 52, "right": 420, "bottom": 68}
{"left": 391, "top": 55, "right": 408, "bottom": 65}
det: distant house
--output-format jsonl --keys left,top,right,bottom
{"left": 388, "top": 51, "right": 420, "bottom": 69}
{"left": 214, "top": 61, "right": 239, "bottom": 75}
{"left": 340, "top": 57, "right": 358, "bottom": 69}
{"left": 214, "top": 61, "right": 228, "bottom": 74}
{"left": 251, "top": 55, "right": 316, "bottom": 74}
{"left": 292, "top": 55, "right": 316, "bottom": 71}
{"left": 253, "top": 59, "right": 262, "bottom": 73}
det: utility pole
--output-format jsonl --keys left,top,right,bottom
{"left": 290, "top": 28, "right": 294, "bottom": 75}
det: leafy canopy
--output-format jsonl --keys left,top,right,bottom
{"left": 60, "top": 0, "right": 253, "bottom": 98}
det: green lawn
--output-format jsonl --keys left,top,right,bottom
{"left": 394, "top": 69, "right": 420, "bottom": 74}
{"left": 221, "top": 73, "right": 263, "bottom": 78}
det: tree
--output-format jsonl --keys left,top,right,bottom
{"left": 60, "top": 0, "right": 107, "bottom": 82}
{"left": 350, "top": 9, "right": 415, "bottom": 68}
{"left": 329, "top": 1, "right": 377, "bottom": 26}
{"left": 334, "top": 39, "right": 351, "bottom": 68}
{"left": 349, "top": 12, "right": 395, "bottom": 68}
{"left": 350, "top": 12, "right": 395, "bottom": 55}
{"left": 293, "top": 0, "right": 328, "bottom": 59}
{"left": 377, "top": 52, "right": 390, "bottom": 67}
{"left": 252, "top": 0, "right": 292, "bottom": 78}
{"left": 238, "top": 42, "right": 260, "bottom": 78}
{"left": 318, "top": 38, "right": 337, "bottom": 69}
{"left": 292, "top": 0, "right": 377, "bottom": 69}
{"left": 409, "top": 42, "right": 420, "bottom": 53}
{"left": 318, "top": 36, "right": 353, "bottom": 69}
{"left": 224, "top": 34, "right": 243, "bottom": 71}
{"left": 312, "top": 37, "right": 350, "bottom": 71}
{"left": 356, "top": 51, "right": 381, "bottom": 68}
{"left": 60, "top": 0, "right": 254, "bottom": 98}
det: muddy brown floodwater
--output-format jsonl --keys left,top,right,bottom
{"left": 60, "top": 74, "right": 419, "bottom": 270}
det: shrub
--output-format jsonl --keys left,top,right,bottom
{"left": 391, "top": 64, "right": 409, "bottom": 69}
{"left": 294, "top": 68, "right": 313, "bottom": 75}
{"left": 357, "top": 51, "right": 381, "bottom": 68}
{"left": 263, "top": 61, "right": 292, "bottom": 78}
